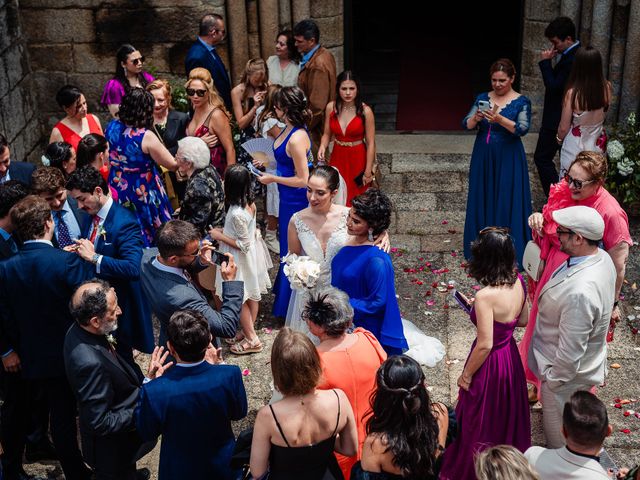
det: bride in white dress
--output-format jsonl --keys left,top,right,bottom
{"left": 284, "top": 166, "right": 445, "bottom": 367}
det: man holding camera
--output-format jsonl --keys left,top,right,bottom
{"left": 140, "top": 219, "right": 242, "bottom": 347}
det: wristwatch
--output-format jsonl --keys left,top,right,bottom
{"left": 91, "top": 253, "right": 101, "bottom": 265}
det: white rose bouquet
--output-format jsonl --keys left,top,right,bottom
{"left": 282, "top": 253, "right": 321, "bottom": 291}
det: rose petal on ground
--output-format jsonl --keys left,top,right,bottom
{"left": 441, "top": 220, "right": 449, "bottom": 224}
{"left": 426, "top": 300, "right": 436, "bottom": 306}
{"left": 620, "top": 428, "right": 631, "bottom": 434}
{"left": 262, "top": 328, "right": 272, "bottom": 334}
{"left": 242, "top": 369, "right": 251, "bottom": 376}
{"left": 451, "top": 252, "right": 458, "bottom": 257}
{"left": 472, "top": 285, "right": 481, "bottom": 291}
{"left": 390, "top": 247, "right": 398, "bottom": 253}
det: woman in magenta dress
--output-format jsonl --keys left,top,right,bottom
{"left": 519, "top": 151, "right": 632, "bottom": 399}
{"left": 105, "top": 89, "right": 177, "bottom": 247}
{"left": 318, "top": 71, "right": 376, "bottom": 206}
{"left": 101, "top": 44, "right": 154, "bottom": 118}
{"left": 440, "top": 228, "right": 530, "bottom": 480}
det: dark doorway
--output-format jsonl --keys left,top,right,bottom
{"left": 345, "top": 2, "right": 523, "bottom": 131}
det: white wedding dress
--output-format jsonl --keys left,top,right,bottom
{"left": 284, "top": 209, "right": 446, "bottom": 367}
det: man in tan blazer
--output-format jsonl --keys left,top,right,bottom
{"left": 294, "top": 19, "right": 337, "bottom": 154}
{"left": 529, "top": 206, "right": 616, "bottom": 448}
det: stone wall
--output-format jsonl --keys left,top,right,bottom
{"left": 0, "top": 0, "right": 42, "bottom": 164}
{"left": 17, "top": 0, "right": 344, "bottom": 133}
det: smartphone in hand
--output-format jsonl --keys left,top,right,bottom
{"left": 478, "top": 100, "right": 491, "bottom": 112}
{"left": 452, "top": 289, "right": 472, "bottom": 314}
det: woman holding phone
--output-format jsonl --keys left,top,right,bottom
{"left": 462, "top": 58, "right": 532, "bottom": 267}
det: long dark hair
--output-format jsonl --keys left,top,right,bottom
{"left": 224, "top": 164, "right": 253, "bottom": 209}
{"left": 114, "top": 44, "right": 150, "bottom": 91}
{"left": 335, "top": 70, "right": 365, "bottom": 117}
{"left": 273, "top": 86, "right": 312, "bottom": 127}
{"left": 468, "top": 228, "right": 518, "bottom": 286}
{"left": 366, "top": 356, "right": 440, "bottom": 478}
{"left": 565, "top": 46, "right": 609, "bottom": 112}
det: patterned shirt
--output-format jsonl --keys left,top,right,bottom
{"left": 179, "top": 165, "right": 225, "bottom": 233}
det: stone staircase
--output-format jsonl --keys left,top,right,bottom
{"left": 376, "top": 133, "right": 543, "bottom": 252}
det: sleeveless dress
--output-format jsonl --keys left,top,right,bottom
{"left": 329, "top": 111, "right": 369, "bottom": 206}
{"left": 285, "top": 208, "right": 349, "bottom": 339}
{"left": 105, "top": 119, "right": 173, "bottom": 247}
{"left": 350, "top": 463, "right": 403, "bottom": 480}
{"left": 272, "top": 127, "right": 312, "bottom": 317}
{"left": 439, "top": 276, "right": 531, "bottom": 480}
{"left": 191, "top": 109, "right": 227, "bottom": 178}
{"left": 559, "top": 108, "right": 607, "bottom": 176}
{"left": 462, "top": 93, "right": 532, "bottom": 268}
{"left": 213, "top": 204, "right": 272, "bottom": 302}
{"left": 54, "top": 115, "right": 102, "bottom": 151}
{"left": 268, "top": 390, "right": 344, "bottom": 480}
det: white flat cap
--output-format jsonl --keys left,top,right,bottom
{"left": 552, "top": 206, "right": 604, "bottom": 241}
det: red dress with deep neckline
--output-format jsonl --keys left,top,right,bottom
{"left": 329, "top": 110, "right": 368, "bottom": 206}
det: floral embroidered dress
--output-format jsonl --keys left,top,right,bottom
{"left": 559, "top": 108, "right": 607, "bottom": 177}
{"left": 106, "top": 119, "right": 173, "bottom": 247}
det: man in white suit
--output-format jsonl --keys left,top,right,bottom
{"left": 529, "top": 206, "right": 616, "bottom": 448}
{"left": 525, "top": 391, "right": 611, "bottom": 479}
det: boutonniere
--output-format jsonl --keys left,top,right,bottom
{"left": 97, "top": 226, "right": 107, "bottom": 241}
{"left": 106, "top": 333, "right": 117, "bottom": 347}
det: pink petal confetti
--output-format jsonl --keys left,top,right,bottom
{"left": 424, "top": 290, "right": 432, "bottom": 296}
{"left": 416, "top": 281, "right": 423, "bottom": 285}
{"left": 432, "top": 282, "right": 439, "bottom": 288}
{"left": 620, "top": 428, "right": 631, "bottom": 434}
{"left": 441, "top": 220, "right": 449, "bottom": 225}
{"left": 472, "top": 285, "right": 482, "bottom": 291}
{"left": 426, "top": 300, "right": 436, "bottom": 306}
{"left": 451, "top": 252, "right": 458, "bottom": 257}
{"left": 418, "top": 257, "right": 424, "bottom": 261}
{"left": 242, "top": 369, "right": 251, "bottom": 376}
{"left": 615, "top": 403, "right": 623, "bottom": 409}
{"left": 619, "top": 294, "right": 625, "bottom": 301}
{"left": 397, "top": 252, "right": 403, "bottom": 257}
{"left": 460, "top": 262, "right": 468, "bottom": 268}
{"left": 443, "top": 304, "right": 450, "bottom": 309}
{"left": 390, "top": 247, "right": 398, "bottom": 253}
{"left": 262, "top": 327, "right": 273, "bottom": 334}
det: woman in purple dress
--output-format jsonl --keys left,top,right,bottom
{"left": 439, "top": 227, "right": 530, "bottom": 480}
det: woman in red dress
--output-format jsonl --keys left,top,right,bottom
{"left": 50, "top": 85, "right": 103, "bottom": 151}
{"left": 318, "top": 71, "right": 376, "bottom": 206}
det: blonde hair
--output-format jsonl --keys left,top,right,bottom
{"left": 240, "top": 58, "right": 269, "bottom": 112}
{"left": 474, "top": 445, "right": 540, "bottom": 480}
{"left": 146, "top": 79, "right": 173, "bottom": 109}
{"left": 257, "top": 84, "right": 282, "bottom": 132}
{"left": 186, "top": 67, "right": 230, "bottom": 118}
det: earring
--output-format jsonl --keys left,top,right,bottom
{"left": 368, "top": 229, "right": 374, "bottom": 242}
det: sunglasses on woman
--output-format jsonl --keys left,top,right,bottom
{"left": 131, "top": 56, "right": 145, "bottom": 65}
{"left": 186, "top": 88, "right": 207, "bottom": 97}
{"left": 564, "top": 173, "right": 595, "bottom": 190}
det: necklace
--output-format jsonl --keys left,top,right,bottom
{"left": 342, "top": 105, "right": 355, "bottom": 111}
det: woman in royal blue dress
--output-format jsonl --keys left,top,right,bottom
{"left": 105, "top": 88, "right": 177, "bottom": 247}
{"left": 258, "top": 86, "right": 312, "bottom": 317}
{"left": 331, "top": 189, "right": 407, "bottom": 355}
{"left": 463, "top": 58, "right": 532, "bottom": 266}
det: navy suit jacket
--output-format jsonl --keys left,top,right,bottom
{"left": 7, "top": 161, "right": 36, "bottom": 187}
{"left": 0, "top": 235, "right": 16, "bottom": 260}
{"left": 136, "top": 362, "right": 247, "bottom": 480}
{"left": 185, "top": 40, "right": 232, "bottom": 110}
{"left": 81, "top": 202, "right": 154, "bottom": 353}
{"left": 539, "top": 45, "right": 579, "bottom": 130}
{"left": 0, "top": 242, "right": 94, "bottom": 378}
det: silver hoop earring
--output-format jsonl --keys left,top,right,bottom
{"left": 368, "top": 229, "right": 374, "bottom": 242}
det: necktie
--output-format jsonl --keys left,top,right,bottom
{"left": 89, "top": 216, "right": 101, "bottom": 243}
{"left": 55, "top": 210, "right": 74, "bottom": 248}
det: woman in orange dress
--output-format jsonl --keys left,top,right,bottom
{"left": 304, "top": 286, "right": 387, "bottom": 480}
{"left": 318, "top": 71, "right": 376, "bottom": 206}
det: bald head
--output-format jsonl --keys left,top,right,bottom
{"left": 69, "top": 279, "right": 114, "bottom": 328}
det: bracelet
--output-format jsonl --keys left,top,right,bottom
{"left": 555, "top": 134, "right": 562, "bottom": 144}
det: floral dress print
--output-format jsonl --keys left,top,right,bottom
{"left": 106, "top": 119, "right": 173, "bottom": 247}
{"left": 559, "top": 107, "right": 607, "bottom": 177}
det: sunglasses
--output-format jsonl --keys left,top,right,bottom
{"left": 131, "top": 56, "right": 145, "bottom": 65}
{"left": 479, "top": 226, "right": 510, "bottom": 235}
{"left": 564, "top": 173, "right": 595, "bottom": 190}
{"left": 186, "top": 88, "right": 207, "bottom": 98}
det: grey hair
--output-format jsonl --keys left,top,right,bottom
{"left": 302, "top": 286, "right": 354, "bottom": 337}
{"left": 177, "top": 136, "right": 211, "bottom": 170}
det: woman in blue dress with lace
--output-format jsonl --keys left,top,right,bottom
{"left": 258, "top": 86, "right": 312, "bottom": 317}
{"left": 105, "top": 89, "right": 177, "bottom": 247}
{"left": 331, "top": 189, "right": 408, "bottom": 355}
{"left": 463, "top": 59, "right": 532, "bottom": 266}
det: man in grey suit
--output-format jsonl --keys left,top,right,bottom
{"left": 141, "top": 219, "right": 242, "bottom": 347}
{"left": 529, "top": 206, "right": 616, "bottom": 448}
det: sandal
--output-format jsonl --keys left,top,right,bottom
{"left": 225, "top": 332, "right": 245, "bottom": 345}
{"left": 230, "top": 339, "right": 263, "bottom": 355}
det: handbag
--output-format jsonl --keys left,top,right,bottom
{"left": 523, "top": 241, "right": 543, "bottom": 281}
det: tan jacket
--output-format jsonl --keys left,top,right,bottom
{"left": 298, "top": 46, "right": 337, "bottom": 132}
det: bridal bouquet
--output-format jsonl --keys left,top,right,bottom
{"left": 282, "top": 253, "right": 321, "bottom": 291}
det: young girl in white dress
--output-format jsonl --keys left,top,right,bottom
{"left": 210, "top": 164, "right": 273, "bottom": 355}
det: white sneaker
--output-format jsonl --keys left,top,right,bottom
{"left": 264, "top": 230, "right": 280, "bottom": 254}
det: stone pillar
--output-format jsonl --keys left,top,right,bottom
{"left": 259, "top": 0, "right": 279, "bottom": 61}
{"left": 607, "top": 2, "right": 629, "bottom": 122}
{"left": 247, "top": 0, "right": 261, "bottom": 61}
{"left": 227, "top": 0, "right": 250, "bottom": 87}
{"left": 591, "top": 0, "right": 614, "bottom": 66}
{"left": 619, "top": 0, "right": 640, "bottom": 121}
{"left": 278, "top": 0, "right": 292, "bottom": 29}
{"left": 291, "top": 0, "right": 311, "bottom": 23}
{"left": 561, "top": 0, "right": 582, "bottom": 32}
{"left": 580, "top": 0, "right": 594, "bottom": 44}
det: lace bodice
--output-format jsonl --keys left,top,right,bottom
{"left": 293, "top": 209, "right": 349, "bottom": 285}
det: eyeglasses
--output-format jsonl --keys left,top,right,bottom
{"left": 131, "top": 56, "right": 145, "bottom": 65}
{"left": 564, "top": 173, "right": 595, "bottom": 190}
{"left": 181, "top": 247, "right": 201, "bottom": 258}
{"left": 556, "top": 227, "right": 575, "bottom": 236}
{"left": 479, "top": 226, "right": 510, "bottom": 235}
{"left": 186, "top": 88, "right": 207, "bottom": 97}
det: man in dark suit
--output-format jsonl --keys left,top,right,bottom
{"left": 140, "top": 219, "right": 242, "bottom": 347}
{"left": 66, "top": 167, "right": 153, "bottom": 378}
{"left": 0, "top": 195, "right": 93, "bottom": 480}
{"left": 65, "top": 279, "right": 160, "bottom": 480}
{"left": 136, "top": 309, "right": 247, "bottom": 480}
{"left": 31, "top": 167, "right": 86, "bottom": 249}
{"left": 0, "top": 181, "right": 28, "bottom": 259}
{"left": 534, "top": 16, "right": 580, "bottom": 197}
{"left": 0, "top": 133, "right": 36, "bottom": 187}
{"left": 185, "top": 13, "right": 232, "bottom": 110}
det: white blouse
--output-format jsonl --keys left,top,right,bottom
{"left": 267, "top": 55, "right": 300, "bottom": 87}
